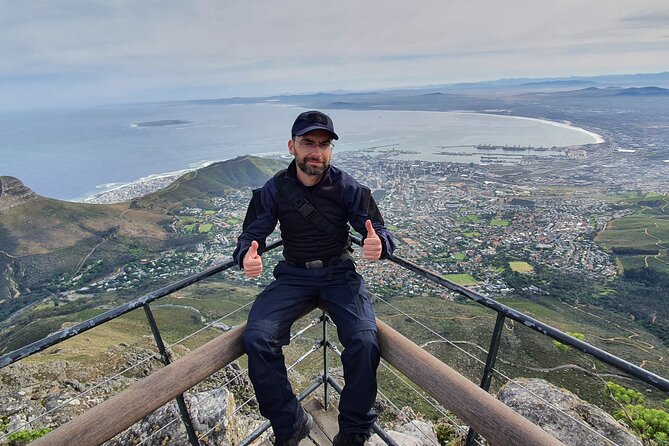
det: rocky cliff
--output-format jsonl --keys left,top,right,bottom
{"left": 0, "top": 177, "right": 39, "bottom": 213}
{"left": 0, "top": 343, "right": 263, "bottom": 446}
{"left": 497, "top": 377, "right": 642, "bottom": 446}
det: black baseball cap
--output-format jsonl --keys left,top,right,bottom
{"left": 291, "top": 110, "right": 339, "bottom": 140}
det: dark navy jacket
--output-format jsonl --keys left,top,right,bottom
{"left": 233, "top": 160, "right": 395, "bottom": 267}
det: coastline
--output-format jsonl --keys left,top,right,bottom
{"left": 77, "top": 162, "right": 214, "bottom": 204}
{"left": 73, "top": 112, "right": 604, "bottom": 205}
{"left": 450, "top": 111, "right": 605, "bottom": 144}
{"left": 77, "top": 151, "right": 285, "bottom": 205}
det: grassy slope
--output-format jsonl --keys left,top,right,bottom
{"left": 138, "top": 156, "right": 287, "bottom": 209}
{"left": 373, "top": 293, "right": 669, "bottom": 414}
{"left": 596, "top": 193, "right": 669, "bottom": 273}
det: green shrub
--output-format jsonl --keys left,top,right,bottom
{"left": 552, "top": 331, "right": 585, "bottom": 352}
{"left": 607, "top": 381, "right": 645, "bottom": 405}
{"left": 435, "top": 421, "right": 457, "bottom": 445}
{"left": 6, "top": 427, "right": 53, "bottom": 446}
{"left": 607, "top": 382, "right": 669, "bottom": 445}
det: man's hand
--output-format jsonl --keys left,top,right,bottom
{"left": 363, "top": 219, "right": 382, "bottom": 260}
{"left": 243, "top": 241, "right": 263, "bottom": 278}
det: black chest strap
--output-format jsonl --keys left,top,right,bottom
{"left": 275, "top": 170, "right": 348, "bottom": 244}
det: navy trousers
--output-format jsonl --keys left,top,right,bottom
{"left": 242, "top": 259, "right": 380, "bottom": 439}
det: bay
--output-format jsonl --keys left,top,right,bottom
{"left": 0, "top": 102, "right": 601, "bottom": 201}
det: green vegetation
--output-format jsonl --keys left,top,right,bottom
{"left": 552, "top": 331, "right": 585, "bottom": 352}
{"left": 452, "top": 252, "right": 466, "bottom": 261}
{"left": 6, "top": 428, "right": 53, "bottom": 445}
{"left": 198, "top": 223, "right": 213, "bottom": 233}
{"left": 490, "top": 218, "right": 510, "bottom": 227}
{"left": 607, "top": 381, "right": 669, "bottom": 445}
{"left": 443, "top": 273, "right": 477, "bottom": 285}
{"left": 502, "top": 261, "right": 669, "bottom": 346}
{"left": 457, "top": 214, "right": 480, "bottom": 223}
{"left": 596, "top": 193, "right": 669, "bottom": 274}
{"left": 144, "top": 156, "right": 286, "bottom": 208}
{"left": 435, "top": 420, "right": 457, "bottom": 445}
{"left": 508, "top": 261, "right": 533, "bottom": 273}
{"left": 1, "top": 417, "right": 52, "bottom": 445}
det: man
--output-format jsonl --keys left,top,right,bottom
{"left": 233, "top": 110, "right": 395, "bottom": 446}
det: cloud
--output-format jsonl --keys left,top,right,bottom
{"left": 1, "top": 0, "right": 668, "bottom": 108}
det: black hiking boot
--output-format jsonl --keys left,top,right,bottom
{"left": 274, "top": 411, "right": 313, "bottom": 446}
{"left": 332, "top": 432, "right": 369, "bottom": 446}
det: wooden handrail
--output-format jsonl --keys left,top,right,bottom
{"left": 34, "top": 320, "right": 564, "bottom": 446}
{"left": 377, "top": 319, "right": 564, "bottom": 446}
{"left": 32, "top": 323, "right": 246, "bottom": 446}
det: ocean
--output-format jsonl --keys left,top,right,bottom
{"left": 0, "top": 102, "right": 601, "bottom": 201}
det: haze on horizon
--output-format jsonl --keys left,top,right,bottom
{"left": 2, "top": 0, "right": 669, "bottom": 110}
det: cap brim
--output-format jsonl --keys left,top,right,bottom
{"left": 294, "top": 125, "right": 339, "bottom": 140}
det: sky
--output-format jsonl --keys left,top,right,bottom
{"left": 2, "top": 0, "right": 669, "bottom": 110}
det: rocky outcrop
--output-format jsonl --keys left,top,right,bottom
{"left": 497, "top": 378, "right": 642, "bottom": 446}
{"left": 370, "top": 419, "right": 439, "bottom": 446}
{"left": 370, "top": 406, "right": 441, "bottom": 446}
{"left": 0, "top": 351, "right": 259, "bottom": 446}
{"left": 0, "top": 177, "right": 38, "bottom": 213}
{"left": 104, "top": 388, "right": 246, "bottom": 446}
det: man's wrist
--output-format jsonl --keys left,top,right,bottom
{"left": 239, "top": 248, "right": 249, "bottom": 269}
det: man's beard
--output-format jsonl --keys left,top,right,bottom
{"left": 296, "top": 156, "right": 329, "bottom": 177}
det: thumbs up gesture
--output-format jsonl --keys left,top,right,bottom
{"left": 243, "top": 241, "right": 263, "bottom": 278}
{"left": 363, "top": 220, "right": 382, "bottom": 260}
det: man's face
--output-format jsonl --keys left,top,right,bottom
{"left": 288, "top": 129, "right": 333, "bottom": 178}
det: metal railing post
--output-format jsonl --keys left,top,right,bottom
{"left": 465, "top": 312, "right": 506, "bottom": 446}
{"left": 143, "top": 304, "right": 201, "bottom": 446}
{"left": 322, "top": 311, "right": 330, "bottom": 411}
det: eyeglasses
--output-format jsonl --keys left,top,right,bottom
{"left": 295, "top": 138, "right": 334, "bottom": 151}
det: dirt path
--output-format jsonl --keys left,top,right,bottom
{"left": 564, "top": 302, "right": 665, "bottom": 367}
{"left": 72, "top": 207, "right": 135, "bottom": 277}
{"left": 0, "top": 250, "right": 19, "bottom": 259}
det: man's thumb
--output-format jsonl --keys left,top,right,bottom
{"left": 365, "top": 219, "right": 376, "bottom": 236}
{"left": 248, "top": 240, "right": 259, "bottom": 256}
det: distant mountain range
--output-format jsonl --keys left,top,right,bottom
{"left": 443, "top": 71, "right": 669, "bottom": 91}
{"left": 172, "top": 71, "right": 669, "bottom": 108}
{"left": 526, "top": 86, "right": 669, "bottom": 99}
{"left": 175, "top": 73, "right": 669, "bottom": 124}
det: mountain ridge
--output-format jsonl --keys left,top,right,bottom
{"left": 0, "top": 155, "right": 285, "bottom": 306}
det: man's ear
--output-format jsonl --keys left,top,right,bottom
{"left": 288, "top": 138, "right": 295, "bottom": 156}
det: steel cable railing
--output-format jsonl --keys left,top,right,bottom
{"left": 3, "top": 237, "right": 668, "bottom": 446}
{"left": 375, "top": 247, "right": 669, "bottom": 393}
{"left": 0, "top": 351, "right": 161, "bottom": 442}
{"left": 0, "top": 300, "right": 254, "bottom": 443}
{"left": 373, "top": 294, "right": 626, "bottom": 446}
{"left": 377, "top": 360, "right": 478, "bottom": 445}
{"left": 0, "top": 241, "right": 282, "bottom": 369}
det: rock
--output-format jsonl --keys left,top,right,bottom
{"left": 0, "top": 176, "right": 39, "bottom": 212}
{"left": 370, "top": 420, "right": 438, "bottom": 446}
{"left": 0, "top": 357, "right": 262, "bottom": 446}
{"left": 104, "top": 388, "right": 241, "bottom": 446}
{"left": 497, "top": 378, "right": 642, "bottom": 446}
